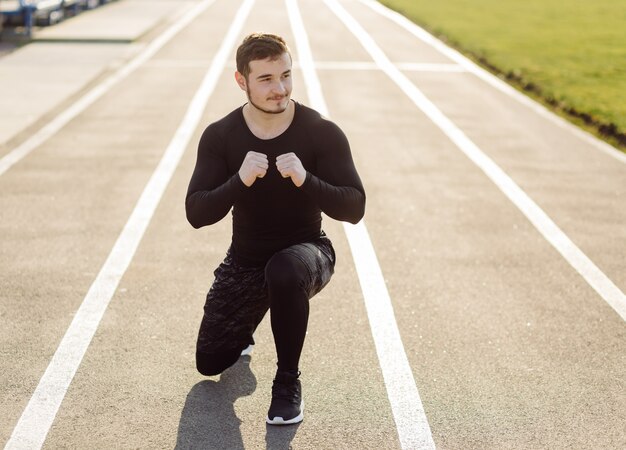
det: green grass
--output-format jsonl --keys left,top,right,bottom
{"left": 379, "top": 0, "right": 626, "bottom": 150}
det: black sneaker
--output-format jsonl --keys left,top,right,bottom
{"left": 266, "top": 371, "right": 303, "bottom": 425}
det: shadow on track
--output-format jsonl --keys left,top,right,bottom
{"left": 175, "top": 356, "right": 256, "bottom": 449}
{"left": 265, "top": 422, "right": 300, "bottom": 450}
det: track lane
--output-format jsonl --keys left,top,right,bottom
{"left": 288, "top": 0, "right": 435, "bottom": 447}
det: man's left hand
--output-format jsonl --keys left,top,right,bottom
{"left": 276, "top": 153, "right": 306, "bottom": 187}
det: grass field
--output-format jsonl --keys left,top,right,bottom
{"left": 379, "top": 0, "right": 626, "bottom": 150}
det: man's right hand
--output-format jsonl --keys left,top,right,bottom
{"left": 238, "top": 151, "right": 269, "bottom": 187}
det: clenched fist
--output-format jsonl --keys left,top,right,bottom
{"left": 276, "top": 152, "right": 306, "bottom": 187}
{"left": 239, "top": 151, "right": 268, "bottom": 187}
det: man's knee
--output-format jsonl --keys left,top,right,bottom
{"left": 265, "top": 252, "right": 305, "bottom": 293}
{"left": 195, "top": 349, "right": 240, "bottom": 376}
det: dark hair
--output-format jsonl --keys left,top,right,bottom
{"left": 236, "top": 33, "right": 291, "bottom": 79}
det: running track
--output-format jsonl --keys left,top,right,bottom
{"left": 1, "top": 0, "right": 625, "bottom": 448}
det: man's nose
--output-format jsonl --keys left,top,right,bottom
{"left": 273, "top": 80, "right": 287, "bottom": 93}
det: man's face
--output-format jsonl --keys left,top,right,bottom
{"left": 238, "top": 53, "right": 293, "bottom": 114}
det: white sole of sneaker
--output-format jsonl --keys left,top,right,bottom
{"left": 266, "top": 400, "right": 304, "bottom": 425}
{"left": 240, "top": 344, "right": 254, "bottom": 356}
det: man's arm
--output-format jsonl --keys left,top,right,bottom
{"left": 185, "top": 126, "right": 247, "bottom": 228}
{"left": 298, "top": 120, "right": 366, "bottom": 224}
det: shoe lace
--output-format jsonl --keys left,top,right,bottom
{"left": 271, "top": 378, "right": 300, "bottom": 404}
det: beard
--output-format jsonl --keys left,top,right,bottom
{"left": 246, "top": 86, "right": 290, "bottom": 115}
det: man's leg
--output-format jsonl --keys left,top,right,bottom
{"left": 265, "top": 253, "right": 309, "bottom": 372}
{"left": 196, "top": 348, "right": 241, "bottom": 377}
{"left": 264, "top": 237, "right": 335, "bottom": 424}
{"left": 196, "top": 251, "right": 268, "bottom": 376}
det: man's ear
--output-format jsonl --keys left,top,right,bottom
{"left": 235, "top": 71, "right": 247, "bottom": 91}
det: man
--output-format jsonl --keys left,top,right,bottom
{"left": 185, "top": 33, "right": 365, "bottom": 425}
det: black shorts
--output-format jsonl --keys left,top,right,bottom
{"left": 196, "top": 235, "right": 336, "bottom": 356}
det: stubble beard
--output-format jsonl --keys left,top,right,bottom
{"left": 246, "top": 86, "right": 290, "bottom": 115}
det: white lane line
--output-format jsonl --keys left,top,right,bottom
{"left": 3, "top": 1, "right": 255, "bottom": 448}
{"left": 0, "top": 0, "right": 218, "bottom": 178}
{"left": 237, "top": 60, "right": 467, "bottom": 72}
{"left": 286, "top": 1, "right": 437, "bottom": 449}
{"left": 144, "top": 59, "right": 211, "bottom": 69}
{"left": 312, "top": 61, "right": 466, "bottom": 72}
{"left": 360, "top": 0, "right": 626, "bottom": 164}
{"left": 395, "top": 62, "right": 466, "bottom": 72}
{"left": 325, "top": 0, "right": 626, "bottom": 322}
{"left": 314, "top": 60, "right": 378, "bottom": 71}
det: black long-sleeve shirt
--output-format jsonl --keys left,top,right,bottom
{"left": 186, "top": 101, "right": 366, "bottom": 266}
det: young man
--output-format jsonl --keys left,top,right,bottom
{"left": 185, "top": 33, "right": 365, "bottom": 425}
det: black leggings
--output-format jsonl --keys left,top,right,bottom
{"left": 196, "top": 238, "right": 335, "bottom": 376}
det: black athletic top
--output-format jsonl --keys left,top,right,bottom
{"left": 186, "top": 101, "right": 366, "bottom": 266}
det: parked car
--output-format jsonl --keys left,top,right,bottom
{"left": 1, "top": 0, "right": 63, "bottom": 26}
{"left": 0, "top": 0, "right": 105, "bottom": 27}
{"left": 80, "top": 0, "right": 100, "bottom": 9}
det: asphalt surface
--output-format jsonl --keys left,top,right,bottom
{"left": 1, "top": 0, "right": 625, "bottom": 449}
